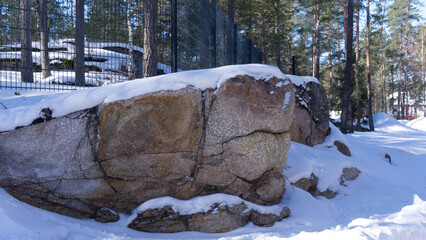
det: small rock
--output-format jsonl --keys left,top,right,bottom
{"left": 251, "top": 206, "right": 291, "bottom": 227}
{"left": 334, "top": 141, "right": 351, "bottom": 157}
{"left": 341, "top": 167, "right": 361, "bottom": 184}
{"left": 95, "top": 208, "right": 120, "bottom": 223}
{"left": 292, "top": 173, "right": 337, "bottom": 199}
{"left": 385, "top": 153, "right": 391, "bottom": 164}
{"left": 292, "top": 173, "right": 318, "bottom": 192}
{"left": 187, "top": 203, "right": 251, "bottom": 233}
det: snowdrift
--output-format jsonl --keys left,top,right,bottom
{"left": 406, "top": 117, "right": 426, "bottom": 132}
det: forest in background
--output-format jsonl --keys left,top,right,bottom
{"left": 220, "top": 0, "right": 425, "bottom": 129}
{"left": 1, "top": 0, "right": 425, "bottom": 131}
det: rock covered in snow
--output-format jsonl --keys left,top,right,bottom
{"left": 127, "top": 194, "right": 291, "bottom": 233}
{"left": 289, "top": 79, "right": 330, "bottom": 147}
{"left": 291, "top": 167, "right": 361, "bottom": 199}
{"left": 0, "top": 67, "right": 294, "bottom": 229}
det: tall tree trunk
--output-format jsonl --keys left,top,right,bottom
{"left": 340, "top": 0, "right": 354, "bottom": 134}
{"left": 288, "top": 30, "right": 293, "bottom": 74}
{"left": 422, "top": 28, "right": 425, "bottom": 117}
{"left": 355, "top": 0, "right": 361, "bottom": 131}
{"left": 391, "top": 65, "right": 394, "bottom": 115}
{"left": 75, "top": 0, "right": 85, "bottom": 86}
{"left": 403, "top": 1, "right": 410, "bottom": 119}
{"left": 127, "top": 0, "right": 134, "bottom": 79}
{"left": 328, "top": 28, "right": 334, "bottom": 111}
{"left": 143, "top": 0, "right": 158, "bottom": 77}
{"left": 343, "top": 0, "right": 348, "bottom": 61}
{"left": 312, "top": 0, "right": 320, "bottom": 79}
{"left": 20, "top": 0, "right": 33, "bottom": 83}
{"left": 40, "top": 0, "right": 51, "bottom": 79}
{"left": 336, "top": 17, "right": 342, "bottom": 109}
{"left": 379, "top": 0, "right": 387, "bottom": 113}
{"left": 260, "top": 0, "right": 267, "bottom": 64}
{"left": 274, "top": 0, "right": 281, "bottom": 70}
{"left": 366, "top": 0, "right": 374, "bottom": 130}
{"left": 397, "top": 23, "right": 403, "bottom": 119}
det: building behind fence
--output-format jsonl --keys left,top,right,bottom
{"left": 0, "top": 0, "right": 261, "bottom": 91}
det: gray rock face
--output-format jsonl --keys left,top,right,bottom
{"left": 340, "top": 167, "right": 361, "bottom": 185}
{"left": 290, "top": 81, "right": 330, "bottom": 146}
{"left": 0, "top": 75, "right": 294, "bottom": 229}
{"left": 128, "top": 202, "right": 291, "bottom": 233}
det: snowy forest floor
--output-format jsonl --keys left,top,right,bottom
{"left": 0, "top": 89, "right": 425, "bottom": 240}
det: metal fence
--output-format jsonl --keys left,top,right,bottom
{"left": 0, "top": 0, "right": 261, "bottom": 91}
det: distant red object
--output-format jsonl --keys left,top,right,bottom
{"left": 393, "top": 115, "right": 420, "bottom": 120}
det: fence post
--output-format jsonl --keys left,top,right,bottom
{"left": 211, "top": 0, "right": 217, "bottom": 68}
{"left": 292, "top": 55, "right": 296, "bottom": 75}
{"left": 75, "top": 0, "right": 85, "bottom": 86}
{"left": 171, "top": 0, "right": 177, "bottom": 73}
{"left": 248, "top": 39, "right": 252, "bottom": 64}
{"left": 234, "top": 24, "right": 238, "bottom": 64}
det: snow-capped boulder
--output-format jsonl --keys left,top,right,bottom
{"left": 289, "top": 78, "right": 330, "bottom": 146}
{"left": 0, "top": 68, "right": 294, "bottom": 229}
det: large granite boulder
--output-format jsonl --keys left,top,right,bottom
{"left": 290, "top": 81, "right": 330, "bottom": 146}
{"left": 0, "top": 74, "right": 294, "bottom": 227}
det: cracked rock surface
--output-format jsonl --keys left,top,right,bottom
{"left": 0, "top": 75, "right": 294, "bottom": 225}
{"left": 290, "top": 81, "right": 329, "bottom": 146}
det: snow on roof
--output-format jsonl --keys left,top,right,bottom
{"left": 0, "top": 64, "right": 286, "bottom": 132}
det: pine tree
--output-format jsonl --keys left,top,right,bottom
{"left": 341, "top": 0, "right": 354, "bottom": 133}
{"left": 143, "top": 0, "right": 158, "bottom": 77}
{"left": 365, "top": 0, "right": 374, "bottom": 130}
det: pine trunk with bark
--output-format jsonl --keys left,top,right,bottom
{"left": 260, "top": 0, "right": 267, "bottom": 64}
{"left": 274, "top": 0, "right": 282, "bottom": 70}
{"left": 379, "top": 0, "right": 387, "bottom": 113}
{"left": 312, "top": 0, "right": 320, "bottom": 80}
{"left": 341, "top": 0, "right": 354, "bottom": 134}
{"left": 366, "top": 0, "right": 374, "bottom": 131}
{"left": 40, "top": 0, "right": 51, "bottom": 79}
{"left": 327, "top": 28, "right": 334, "bottom": 110}
{"left": 355, "top": 0, "right": 361, "bottom": 131}
{"left": 20, "top": 0, "right": 33, "bottom": 83}
{"left": 127, "top": 0, "right": 134, "bottom": 79}
{"left": 403, "top": 1, "right": 410, "bottom": 118}
{"left": 143, "top": 0, "right": 158, "bottom": 78}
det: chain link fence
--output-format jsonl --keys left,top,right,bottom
{"left": 0, "top": 0, "right": 261, "bottom": 91}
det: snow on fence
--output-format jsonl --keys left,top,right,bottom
{"left": 0, "top": 0, "right": 261, "bottom": 91}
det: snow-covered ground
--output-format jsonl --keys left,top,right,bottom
{"left": 0, "top": 67, "right": 425, "bottom": 239}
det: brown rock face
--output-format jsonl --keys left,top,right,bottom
{"left": 290, "top": 81, "right": 330, "bottom": 146}
{"left": 0, "top": 75, "right": 294, "bottom": 229}
{"left": 334, "top": 141, "right": 352, "bottom": 157}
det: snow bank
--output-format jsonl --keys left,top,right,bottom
{"left": 286, "top": 122, "right": 352, "bottom": 192}
{"left": 283, "top": 195, "right": 426, "bottom": 240}
{"left": 0, "top": 64, "right": 286, "bottom": 132}
{"left": 373, "top": 112, "right": 416, "bottom": 132}
{"left": 406, "top": 117, "right": 426, "bottom": 132}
